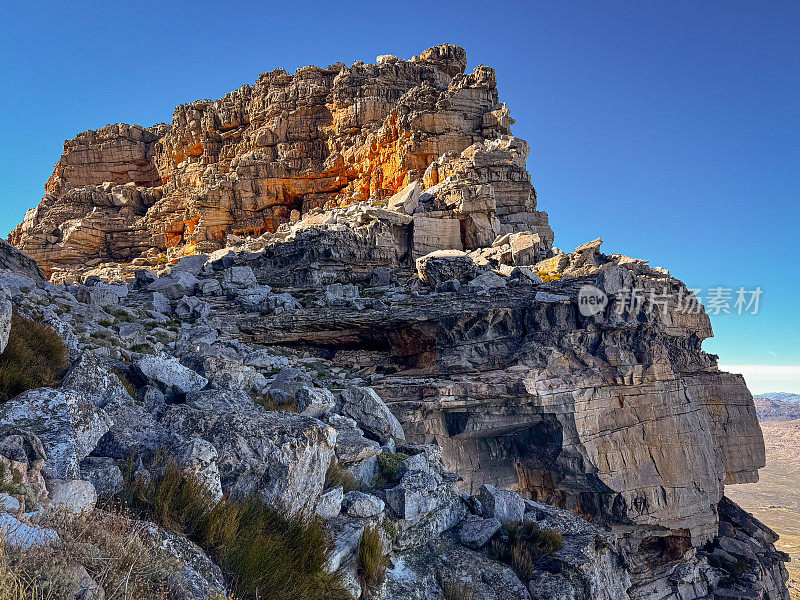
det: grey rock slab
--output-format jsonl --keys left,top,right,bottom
{"left": 0, "top": 388, "right": 112, "bottom": 479}
{"left": 337, "top": 387, "right": 405, "bottom": 444}
{"left": 458, "top": 515, "right": 502, "bottom": 549}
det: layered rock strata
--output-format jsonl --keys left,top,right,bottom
{"left": 9, "top": 45, "right": 551, "bottom": 280}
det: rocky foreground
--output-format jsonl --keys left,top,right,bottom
{"left": 0, "top": 44, "right": 791, "bottom": 599}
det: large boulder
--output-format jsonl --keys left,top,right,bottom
{"left": 337, "top": 387, "right": 405, "bottom": 444}
{"left": 62, "top": 351, "right": 134, "bottom": 408}
{"left": 0, "top": 389, "right": 112, "bottom": 479}
{"left": 47, "top": 478, "right": 98, "bottom": 513}
{"left": 416, "top": 250, "right": 479, "bottom": 288}
{"left": 0, "top": 239, "right": 45, "bottom": 281}
{"left": 161, "top": 392, "right": 336, "bottom": 514}
{"left": 136, "top": 354, "right": 208, "bottom": 396}
{"left": 147, "top": 271, "right": 200, "bottom": 300}
{"left": 479, "top": 484, "right": 525, "bottom": 524}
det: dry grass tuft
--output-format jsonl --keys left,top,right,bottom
{"left": 122, "top": 462, "right": 352, "bottom": 600}
{"left": 0, "top": 311, "right": 70, "bottom": 402}
{"left": 489, "top": 521, "right": 563, "bottom": 581}
{"left": 356, "top": 524, "right": 387, "bottom": 591}
{"left": 324, "top": 459, "right": 359, "bottom": 493}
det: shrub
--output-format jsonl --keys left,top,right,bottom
{"left": 356, "top": 524, "right": 387, "bottom": 591}
{"left": 122, "top": 462, "right": 352, "bottom": 600}
{"left": 0, "top": 311, "right": 70, "bottom": 402}
{"left": 324, "top": 459, "right": 359, "bottom": 493}
{"left": 371, "top": 452, "right": 411, "bottom": 489}
{"left": 489, "top": 521, "right": 563, "bottom": 581}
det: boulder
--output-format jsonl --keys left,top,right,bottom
{"left": 47, "top": 479, "right": 98, "bottom": 513}
{"left": 268, "top": 367, "right": 314, "bottom": 404}
{"left": 388, "top": 181, "right": 421, "bottom": 214}
{"left": 147, "top": 271, "right": 200, "bottom": 300}
{"left": 75, "top": 283, "right": 122, "bottom": 307}
{"left": 161, "top": 396, "right": 335, "bottom": 514}
{"left": 136, "top": 354, "right": 208, "bottom": 395}
{"left": 0, "top": 389, "right": 112, "bottom": 480}
{"left": 222, "top": 266, "right": 256, "bottom": 289}
{"left": 175, "top": 295, "right": 211, "bottom": 320}
{"left": 317, "top": 486, "right": 344, "bottom": 519}
{"left": 79, "top": 456, "right": 123, "bottom": 497}
{"left": 479, "top": 484, "right": 525, "bottom": 524}
{"left": 62, "top": 351, "right": 134, "bottom": 408}
{"left": 296, "top": 387, "right": 337, "bottom": 418}
{"left": 458, "top": 515, "right": 502, "bottom": 549}
{"left": 466, "top": 270, "right": 507, "bottom": 291}
{"left": 170, "top": 254, "right": 208, "bottom": 276}
{"left": 337, "top": 387, "right": 405, "bottom": 444}
{"left": 342, "top": 491, "right": 385, "bottom": 518}
{"left": 416, "top": 250, "right": 478, "bottom": 288}
{"left": 0, "top": 513, "right": 59, "bottom": 550}
{"left": 0, "top": 239, "right": 45, "bottom": 280}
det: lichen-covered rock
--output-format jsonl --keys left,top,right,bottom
{"left": 0, "top": 389, "right": 112, "bottom": 480}
{"left": 479, "top": 484, "right": 524, "bottom": 524}
{"left": 0, "top": 426, "right": 48, "bottom": 504}
{"left": 337, "top": 387, "right": 405, "bottom": 444}
{"left": 161, "top": 391, "right": 335, "bottom": 513}
{"left": 47, "top": 479, "right": 97, "bottom": 513}
{"left": 458, "top": 514, "right": 501, "bottom": 549}
{"left": 136, "top": 354, "right": 208, "bottom": 395}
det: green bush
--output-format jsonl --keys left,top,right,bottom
{"left": 0, "top": 311, "right": 69, "bottom": 402}
{"left": 122, "top": 462, "right": 352, "bottom": 600}
{"left": 356, "top": 524, "right": 387, "bottom": 591}
{"left": 489, "top": 521, "right": 563, "bottom": 581}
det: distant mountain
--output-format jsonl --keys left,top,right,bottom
{"left": 756, "top": 392, "right": 800, "bottom": 403}
{"left": 754, "top": 393, "right": 800, "bottom": 420}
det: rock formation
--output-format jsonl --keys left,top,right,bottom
{"left": 9, "top": 44, "right": 551, "bottom": 281}
{"left": 1, "top": 45, "right": 789, "bottom": 599}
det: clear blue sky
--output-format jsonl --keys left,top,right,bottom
{"left": 1, "top": 1, "right": 798, "bottom": 388}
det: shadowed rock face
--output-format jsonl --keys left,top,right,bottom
{"left": 8, "top": 44, "right": 551, "bottom": 280}
{"left": 219, "top": 266, "right": 764, "bottom": 547}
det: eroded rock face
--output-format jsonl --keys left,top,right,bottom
{"left": 9, "top": 44, "right": 551, "bottom": 281}
{"left": 226, "top": 258, "right": 765, "bottom": 552}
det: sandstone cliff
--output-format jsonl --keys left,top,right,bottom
{"left": 9, "top": 44, "right": 551, "bottom": 281}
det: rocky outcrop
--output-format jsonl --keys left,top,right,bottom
{"left": 9, "top": 44, "right": 551, "bottom": 281}
{"left": 0, "top": 44, "right": 787, "bottom": 600}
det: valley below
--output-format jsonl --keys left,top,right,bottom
{"left": 729, "top": 418, "right": 800, "bottom": 599}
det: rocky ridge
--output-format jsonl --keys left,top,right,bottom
{"left": 9, "top": 44, "right": 551, "bottom": 282}
{"left": 1, "top": 44, "right": 789, "bottom": 599}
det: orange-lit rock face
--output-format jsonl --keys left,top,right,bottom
{"left": 9, "top": 45, "right": 539, "bottom": 275}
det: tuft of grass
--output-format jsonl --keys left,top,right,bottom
{"left": 489, "top": 521, "right": 563, "bottom": 581}
{"left": 0, "top": 540, "right": 54, "bottom": 600}
{"left": 441, "top": 580, "right": 475, "bottom": 600}
{"left": 4, "top": 504, "right": 177, "bottom": 599}
{"left": 371, "top": 452, "right": 411, "bottom": 489}
{"left": 324, "top": 459, "right": 359, "bottom": 493}
{"left": 122, "top": 462, "right": 352, "bottom": 600}
{"left": 0, "top": 311, "right": 70, "bottom": 403}
{"left": 252, "top": 392, "right": 298, "bottom": 412}
{"left": 356, "top": 525, "right": 387, "bottom": 591}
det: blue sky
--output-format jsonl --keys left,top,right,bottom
{"left": 1, "top": 1, "right": 798, "bottom": 390}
